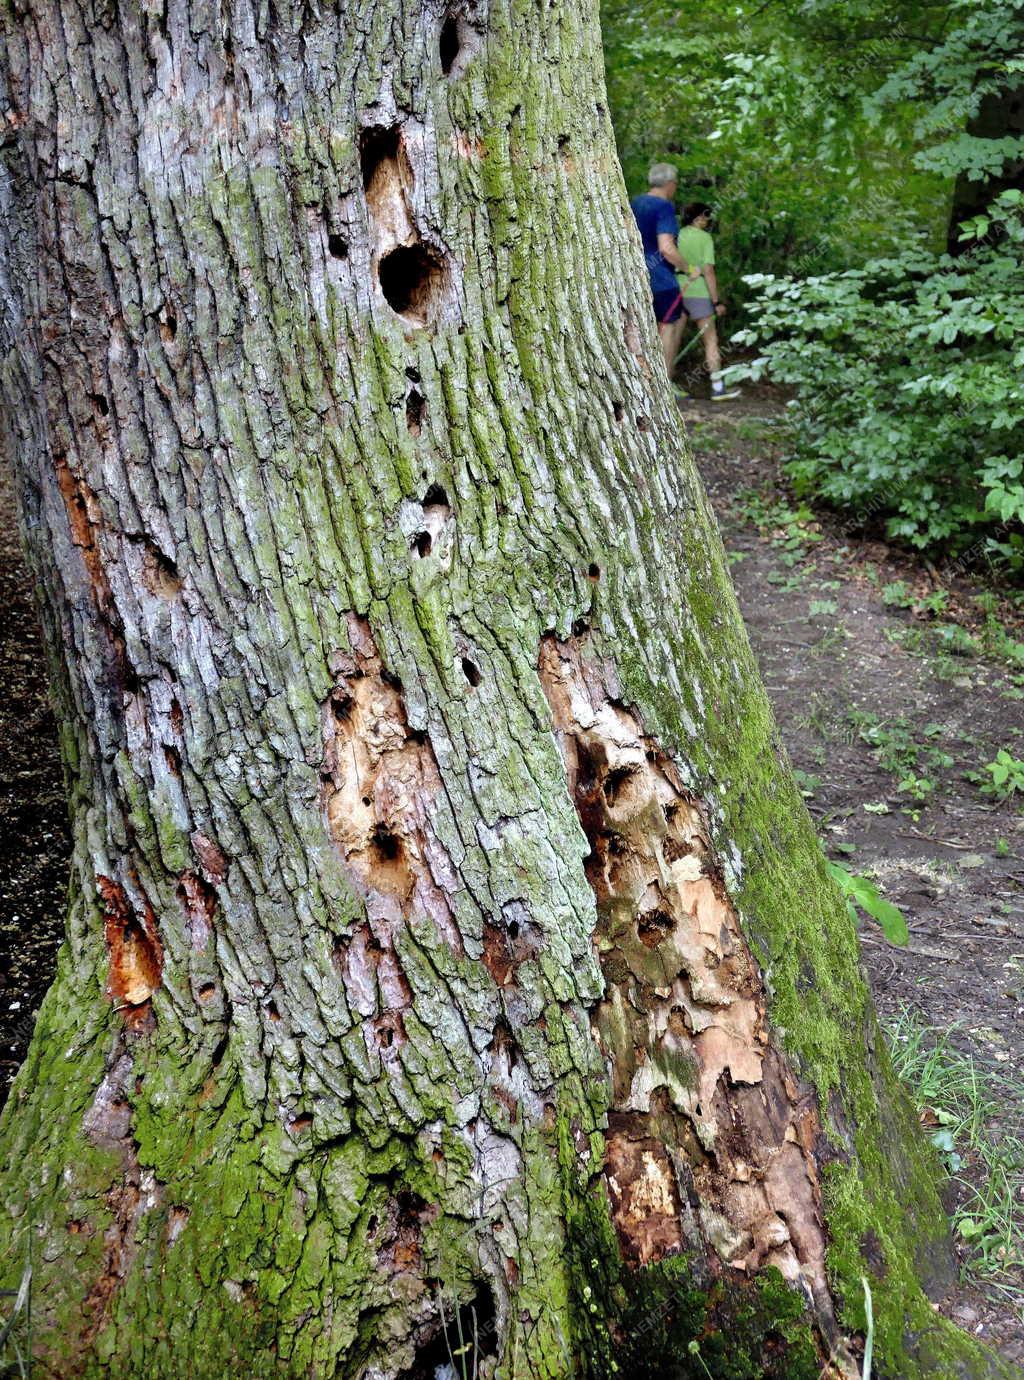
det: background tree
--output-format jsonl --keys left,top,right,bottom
{"left": 0, "top": 0, "right": 1017, "bottom": 1376}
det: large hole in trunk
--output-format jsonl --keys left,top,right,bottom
{"left": 378, "top": 244, "right": 446, "bottom": 323}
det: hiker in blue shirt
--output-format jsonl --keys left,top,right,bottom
{"left": 630, "top": 162, "right": 697, "bottom": 377}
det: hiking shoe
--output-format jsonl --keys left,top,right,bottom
{"left": 711, "top": 387, "right": 741, "bottom": 401}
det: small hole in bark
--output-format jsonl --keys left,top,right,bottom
{"left": 163, "top": 743, "right": 182, "bottom": 775}
{"left": 637, "top": 415, "right": 650, "bottom": 432}
{"left": 406, "top": 366, "right": 421, "bottom": 383}
{"left": 368, "top": 1213, "right": 379, "bottom": 1235}
{"left": 331, "top": 692, "right": 354, "bottom": 722}
{"left": 382, "top": 669, "right": 403, "bottom": 691}
{"left": 572, "top": 617, "right": 589, "bottom": 638}
{"left": 267, "top": 1000, "right": 281, "bottom": 1021}
{"left": 507, "top": 919, "right": 520, "bottom": 939}
{"left": 160, "top": 314, "right": 178, "bottom": 343}
{"left": 603, "top": 764, "right": 641, "bottom": 809}
{"left": 612, "top": 401, "right": 624, "bottom": 422}
{"left": 412, "top": 530, "right": 432, "bottom": 558}
{"left": 197, "top": 982, "right": 216, "bottom": 1001}
{"left": 558, "top": 133, "right": 570, "bottom": 151}
{"left": 406, "top": 389, "right": 426, "bottom": 435}
{"left": 289, "top": 1113, "right": 314, "bottom": 1134}
{"left": 423, "top": 483, "right": 448, "bottom": 508}
{"left": 89, "top": 392, "right": 109, "bottom": 417}
{"left": 372, "top": 827, "right": 401, "bottom": 862}
{"left": 327, "top": 232, "right": 348, "bottom": 259}
{"left": 638, "top": 908, "right": 674, "bottom": 949}
{"left": 588, "top": 562, "right": 601, "bottom": 581}
{"left": 210, "top": 1032, "right": 229, "bottom": 1069}
{"left": 439, "top": 14, "right": 460, "bottom": 73}
{"left": 142, "top": 544, "right": 182, "bottom": 598}
{"left": 378, "top": 243, "right": 445, "bottom": 324}
{"left": 362, "top": 795, "right": 372, "bottom": 806}
{"left": 462, "top": 657, "right": 481, "bottom": 688}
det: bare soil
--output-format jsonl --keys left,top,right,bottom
{"left": 0, "top": 460, "right": 69, "bottom": 1097}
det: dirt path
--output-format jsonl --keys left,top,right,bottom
{"left": 0, "top": 401, "right": 1021, "bottom": 1359}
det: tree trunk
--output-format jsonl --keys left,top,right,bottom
{"left": 0, "top": 1, "right": 1016, "bottom": 1376}
{"left": 946, "top": 82, "right": 1024, "bottom": 254}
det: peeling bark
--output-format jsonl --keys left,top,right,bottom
{"left": 0, "top": 0, "right": 1019, "bottom": 1375}
{"left": 540, "top": 634, "right": 852, "bottom": 1372}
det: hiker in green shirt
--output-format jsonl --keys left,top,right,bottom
{"left": 677, "top": 204, "right": 740, "bottom": 401}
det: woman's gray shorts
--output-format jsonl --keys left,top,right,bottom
{"left": 682, "top": 296, "right": 714, "bottom": 320}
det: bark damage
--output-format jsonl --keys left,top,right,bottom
{"left": 539, "top": 634, "right": 854, "bottom": 1369}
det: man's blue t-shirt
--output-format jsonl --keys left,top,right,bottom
{"left": 630, "top": 193, "right": 679, "bottom": 295}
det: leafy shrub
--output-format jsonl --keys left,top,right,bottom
{"left": 727, "top": 0, "right": 1024, "bottom": 565}
{"left": 731, "top": 195, "right": 1024, "bottom": 558}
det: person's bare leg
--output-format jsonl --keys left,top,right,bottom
{"left": 698, "top": 316, "right": 721, "bottom": 377}
{"left": 659, "top": 318, "right": 684, "bottom": 377}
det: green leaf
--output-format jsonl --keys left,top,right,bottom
{"left": 827, "top": 862, "right": 909, "bottom": 945}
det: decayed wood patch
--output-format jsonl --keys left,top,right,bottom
{"left": 539, "top": 634, "right": 851, "bottom": 1359}
{"left": 98, "top": 874, "right": 163, "bottom": 1015}
{"left": 319, "top": 615, "right": 461, "bottom": 1030}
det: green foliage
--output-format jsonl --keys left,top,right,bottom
{"left": 732, "top": 207, "right": 1024, "bottom": 554}
{"left": 887, "top": 1011, "right": 1024, "bottom": 1289}
{"left": 600, "top": 0, "right": 945, "bottom": 302}
{"left": 826, "top": 862, "right": 909, "bottom": 945}
{"left": 726, "top": 0, "right": 1024, "bottom": 561}
{"left": 981, "top": 748, "right": 1024, "bottom": 801}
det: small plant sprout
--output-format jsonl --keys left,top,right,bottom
{"left": 828, "top": 862, "right": 909, "bottom": 945}
{"left": 982, "top": 749, "right": 1024, "bottom": 801}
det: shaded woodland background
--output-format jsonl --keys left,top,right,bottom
{"left": 603, "top": 0, "right": 1024, "bottom": 563}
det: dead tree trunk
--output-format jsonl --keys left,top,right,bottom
{"left": 0, "top": 0, "right": 1016, "bottom": 1376}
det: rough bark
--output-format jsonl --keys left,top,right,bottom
{"left": 0, "top": 0, "right": 1017, "bottom": 1376}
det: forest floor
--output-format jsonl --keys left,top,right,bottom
{"left": 0, "top": 390, "right": 1022, "bottom": 1361}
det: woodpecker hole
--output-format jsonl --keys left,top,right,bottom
{"left": 327, "top": 232, "right": 348, "bottom": 260}
{"left": 406, "top": 388, "right": 426, "bottom": 436}
{"left": 440, "top": 14, "right": 460, "bottom": 73}
{"left": 360, "top": 124, "right": 401, "bottom": 190}
{"left": 331, "top": 692, "right": 354, "bottom": 723}
{"left": 372, "top": 827, "right": 402, "bottom": 863}
{"left": 461, "top": 657, "right": 481, "bottom": 688}
{"left": 412, "top": 531, "right": 432, "bottom": 558}
{"left": 378, "top": 243, "right": 446, "bottom": 324}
